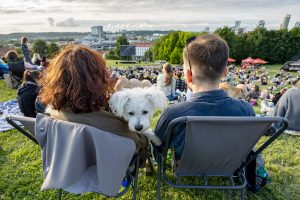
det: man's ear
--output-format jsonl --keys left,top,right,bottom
{"left": 223, "top": 66, "right": 228, "bottom": 77}
{"left": 186, "top": 69, "right": 192, "bottom": 83}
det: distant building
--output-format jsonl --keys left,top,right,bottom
{"left": 204, "top": 27, "right": 210, "bottom": 32}
{"left": 91, "top": 26, "right": 104, "bottom": 38}
{"left": 132, "top": 43, "right": 152, "bottom": 57}
{"left": 280, "top": 14, "right": 291, "bottom": 29}
{"left": 258, "top": 20, "right": 265, "bottom": 28}
{"left": 231, "top": 21, "right": 241, "bottom": 34}
{"left": 295, "top": 22, "right": 300, "bottom": 28}
{"left": 237, "top": 28, "right": 245, "bottom": 35}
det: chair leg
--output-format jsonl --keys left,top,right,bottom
{"left": 58, "top": 189, "right": 62, "bottom": 200}
{"left": 157, "top": 155, "right": 162, "bottom": 200}
{"left": 132, "top": 157, "right": 140, "bottom": 200}
{"left": 240, "top": 187, "right": 246, "bottom": 200}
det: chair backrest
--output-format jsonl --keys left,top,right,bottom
{"left": 6, "top": 115, "right": 37, "bottom": 144}
{"left": 35, "top": 114, "right": 136, "bottom": 196}
{"left": 165, "top": 116, "right": 288, "bottom": 176}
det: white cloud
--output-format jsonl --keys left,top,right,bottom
{"left": 56, "top": 18, "right": 80, "bottom": 27}
{"left": 0, "top": 0, "right": 299, "bottom": 33}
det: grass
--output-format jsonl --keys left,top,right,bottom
{"left": 105, "top": 60, "right": 159, "bottom": 68}
{"left": 1, "top": 64, "right": 300, "bottom": 200}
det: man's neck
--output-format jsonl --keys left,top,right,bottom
{"left": 191, "top": 82, "right": 220, "bottom": 93}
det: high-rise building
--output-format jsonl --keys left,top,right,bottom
{"left": 204, "top": 27, "right": 210, "bottom": 32}
{"left": 295, "top": 22, "right": 300, "bottom": 28}
{"left": 237, "top": 28, "right": 245, "bottom": 35}
{"left": 91, "top": 26, "right": 104, "bottom": 38}
{"left": 258, "top": 20, "right": 265, "bottom": 28}
{"left": 231, "top": 21, "right": 241, "bottom": 34}
{"left": 280, "top": 14, "right": 291, "bottom": 29}
{"left": 235, "top": 21, "right": 241, "bottom": 30}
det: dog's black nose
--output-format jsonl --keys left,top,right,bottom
{"left": 135, "top": 125, "right": 143, "bottom": 131}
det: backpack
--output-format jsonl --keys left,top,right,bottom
{"left": 245, "top": 154, "right": 269, "bottom": 193}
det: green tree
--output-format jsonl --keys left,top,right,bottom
{"left": 47, "top": 42, "right": 60, "bottom": 58}
{"left": 115, "top": 35, "right": 129, "bottom": 58}
{"left": 105, "top": 49, "right": 119, "bottom": 60}
{"left": 32, "top": 40, "right": 47, "bottom": 56}
{"left": 170, "top": 47, "right": 182, "bottom": 64}
{"left": 214, "top": 27, "right": 237, "bottom": 57}
{"left": 144, "top": 48, "right": 153, "bottom": 62}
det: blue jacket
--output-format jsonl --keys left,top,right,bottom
{"left": 0, "top": 59, "right": 9, "bottom": 73}
{"left": 155, "top": 89, "right": 256, "bottom": 158}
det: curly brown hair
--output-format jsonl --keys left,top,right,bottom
{"left": 39, "top": 44, "right": 110, "bottom": 113}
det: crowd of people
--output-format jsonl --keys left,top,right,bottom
{"left": 1, "top": 35, "right": 299, "bottom": 131}
{"left": 0, "top": 34, "right": 300, "bottom": 193}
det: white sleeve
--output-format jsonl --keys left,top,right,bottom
{"left": 24, "top": 62, "right": 35, "bottom": 69}
{"left": 172, "top": 78, "right": 176, "bottom": 95}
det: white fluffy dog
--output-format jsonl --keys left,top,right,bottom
{"left": 109, "top": 87, "right": 168, "bottom": 146}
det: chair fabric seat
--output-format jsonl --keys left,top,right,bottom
{"left": 35, "top": 114, "right": 136, "bottom": 196}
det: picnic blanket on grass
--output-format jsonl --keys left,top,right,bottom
{"left": 0, "top": 100, "right": 23, "bottom": 132}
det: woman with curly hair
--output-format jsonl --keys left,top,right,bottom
{"left": 39, "top": 44, "right": 148, "bottom": 154}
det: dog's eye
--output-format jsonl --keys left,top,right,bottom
{"left": 128, "top": 112, "right": 134, "bottom": 116}
{"left": 142, "top": 111, "right": 148, "bottom": 114}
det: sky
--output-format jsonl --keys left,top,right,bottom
{"left": 0, "top": 0, "right": 300, "bottom": 34}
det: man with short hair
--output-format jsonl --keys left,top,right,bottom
{"left": 155, "top": 34, "right": 255, "bottom": 159}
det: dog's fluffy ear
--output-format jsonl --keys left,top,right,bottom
{"left": 145, "top": 87, "right": 168, "bottom": 109}
{"left": 109, "top": 91, "right": 129, "bottom": 117}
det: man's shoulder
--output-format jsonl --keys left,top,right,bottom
{"left": 228, "top": 97, "right": 255, "bottom": 115}
{"left": 162, "top": 101, "right": 192, "bottom": 119}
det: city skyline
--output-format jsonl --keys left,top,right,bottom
{"left": 0, "top": 0, "right": 300, "bottom": 34}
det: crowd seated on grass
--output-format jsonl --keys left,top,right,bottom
{"left": 0, "top": 34, "right": 300, "bottom": 197}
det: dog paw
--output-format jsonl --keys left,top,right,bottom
{"left": 151, "top": 136, "right": 162, "bottom": 146}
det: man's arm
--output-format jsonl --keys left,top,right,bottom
{"left": 271, "top": 92, "right": 288, "bottom": 118}
{"left": 154, "top": 109, "right": 170, "bottom": 147}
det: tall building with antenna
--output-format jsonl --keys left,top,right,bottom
{"left": 280, "top": 14, "right": 291, "bottom": 30}
{"left": 258, "top": 20, "right": 265, "bottom": 28}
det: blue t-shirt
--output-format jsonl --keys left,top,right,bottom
{"left": 0, "top": 59, "right": 9, "bottom": 72}
{"left": 155, "top": 89, "right": 256, "bottom": 158}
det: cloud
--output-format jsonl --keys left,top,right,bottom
{"left": 56, "top": 18, "right": 80, "bottom": 27}
{"left": 0, "top": 8, "right": 26, "bottom": 14}
{"left": 48, "top": 17, "right": 55, "bottom": 27}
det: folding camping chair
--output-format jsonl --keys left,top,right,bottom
{"left": 6, "top": 114, "right": 140, "bottom": 200}
{"left": 156, "top": 116, "right": 288, "bottom": 200}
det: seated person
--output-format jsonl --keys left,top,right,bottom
{"left": 0, "top": 58, "right": 9, "bottom": 73}
{"left": 246, "top": 84, "right": 260, "bottom": 106}
{"left": 272, "top": 87, "right": 288, "bottom": 105}
{"left": 157, "top": 63, "right": 178, "bottom": 101}
{"left": 39, "top": 44, "right": 149, "bottom": 162}
{"left": 154, "top": 34, "right": 255, "bottom": 160}
{"left": 5, "top": 50, "right": 34, "bottom": 80}
{"left": 271, "top": 80, "right": 300, "bottom": 131}
{"left": 17, "top": 70, "right": 43, "bottom": 117}
{"left": 175, "top": 72, "right": 186, "bottom": 92}
{"left": 32, "top": 53, "right": 42, "bottom": 66}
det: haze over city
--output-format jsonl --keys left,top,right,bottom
{"left": 1, "top": 0, "right": 300, "bottom": 33}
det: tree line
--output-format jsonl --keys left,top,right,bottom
{"left": 152, "top": 27, "right": 300, "bottom": 64}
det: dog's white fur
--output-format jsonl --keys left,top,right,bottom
{"left": 109, "top": 86, "right": 168, "bottom": 145}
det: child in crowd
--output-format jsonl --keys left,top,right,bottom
{"left": 17, "top": 70, "right": 43, "bottom": 117}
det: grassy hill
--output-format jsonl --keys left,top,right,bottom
{"left": 0, "top": 65, "right": 299, "bottom": 199}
